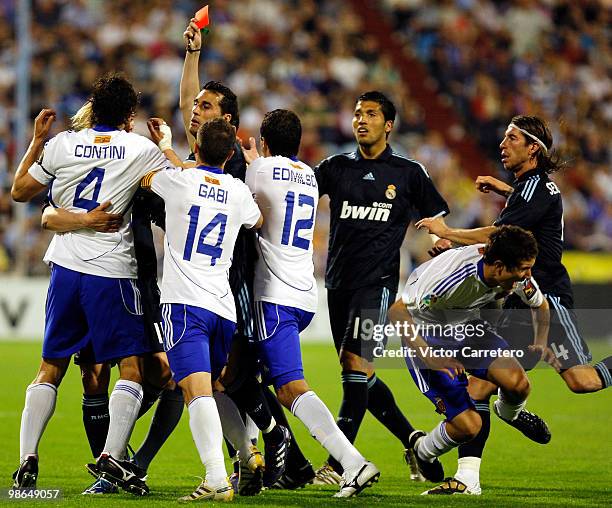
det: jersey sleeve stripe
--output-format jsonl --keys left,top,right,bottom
{"left": 432, "top": 264, "right": 475, "bottom": 295}
{"left": 520, "top": 176, "right": 540, "bottom": 202}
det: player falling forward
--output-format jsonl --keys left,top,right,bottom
{"left": 241, "top": 109, "right": 380, "bottom": 498}
{"left": 10, "top": 74, "right": 171, "bottom": 494}
{"left": 388, "top": 226, "right": 553, "bottom": 491}
{"left": 416, "top": 115, "right": 612, "bottom": 494}
{"left": 142, "top": 118, "right": 263, "bottom": 502}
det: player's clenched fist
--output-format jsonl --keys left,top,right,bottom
{"left": 475, "top": 175, "right": 513, "bottom": 197}
{"left": 33, "top": 109, "right": 56, "bottom": 141}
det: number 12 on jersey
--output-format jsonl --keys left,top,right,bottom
{"left": 281, "top": 191, "right": 314, "bottom": 250}
{"left": 183, "top": 206, "right": 227, "bottom": 265}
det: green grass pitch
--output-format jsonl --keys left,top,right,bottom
{"left": 1, "top": 341, "right": 611, "bottom": 507}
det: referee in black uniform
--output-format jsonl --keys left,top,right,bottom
{"left": 314, "top": 91, "right": 450, "bottom": 482}
{"left": 416, "top": 114, "right": 611, "bottom": 494}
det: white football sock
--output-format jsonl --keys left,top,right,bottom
{"left": 246, "top": 414, "right": 260, "bottom": 443}
{"left": 188, "top": 396, "right": 227, "bottom": 486}
{"left": 494, "top": 388, "right": 526, "bottom": 422}
{"left": 417, "top": 421, "right": 459, "bottom": 461}
{"left": 20, "top": 383, "right": 57, "bottom": 461}
{"left": 213, "top": 392, "right": 253, "bottom": 464}
{"left": 291, "top": 390, "right": 364, "bottom": 473}
{"left": 102, "top": 380, "right": 142, "bottom": 458}
{"left": 455, "top": 457, "right": 481, "bottom": 488}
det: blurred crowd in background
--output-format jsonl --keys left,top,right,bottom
{"left": 0, "top": 0, "right": 609, "bottom": 276}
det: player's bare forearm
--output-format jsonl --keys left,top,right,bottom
{"left": 442, "top": 226, "right": 496, "bottom": 245}
{"left": 531, "top": 299, "right": 550, "bottom": 348}
{"left": 180, "top": 52, "right": 200, "bottom": 149}
{"left": 42, "top": 207, "right": 86, "bottom": 232}
{"left": 11, "top": 137, "right": 47, "bottom": 202}
{"left": 388, "top": 300, "right": 429, "bottom": 353}
{"left": 42, "top": 202, "right": 123, "bottom": 233}
{"left": 162, "top": 149, "right": 194, "bottom": 169}
{"left": 12, "top": 108, "right": 56, "bottom": 202}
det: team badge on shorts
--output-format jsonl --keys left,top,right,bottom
{"left": 385, "top": 184, "right": 397, "bottom": 200}
{"left": 434, "top": 397, "right": 446, "bottom": 415}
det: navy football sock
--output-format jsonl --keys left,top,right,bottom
{"left": 327, "top": 370, "right": 368, "bottom": 474}
{"left": 132, "top": 387, "right": 184, "bottom": 471}
{"left": 367, "top": 374, "right": 415, "bottom": 448}
{"left": 594, "top": 356, "right": 612, "bottom": 389}
{"left": 82, "top": 393, "right": 109, "bottom": 458}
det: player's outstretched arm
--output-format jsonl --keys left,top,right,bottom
{"left": 11, "top": 109, "right": 55, "bottom": 202}
{"left": 416, "top": 216, "right": 496, "bottom": 245}
{"left": 42, "top": 202, "right": 123, "bottom": 233}
{"left": 180, "top": 18, "right": 202, "bottom": 149}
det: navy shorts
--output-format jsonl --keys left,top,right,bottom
{"left": 162, "top": 303, "right": 235, "bottom": 383}
{"left": 499, "top": 293, "right": 592, "bottom": 371}
{"left": 327, "top": 285, "right": 395, "bottom": 362}
{"left": 43, "top": 264, "right": 148, "bottom": 363}
{"left": 405, "top": 322, "right": 509, "bottom": 421}
{"left": 253, "top": 301, "right": 314, "bottom": 390}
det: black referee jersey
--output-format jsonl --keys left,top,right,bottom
{"left": 315, "top": 145, "right": 449, "bottom": 292}
{"left": 494, "top": 168, "right": 573, "bottom": 303}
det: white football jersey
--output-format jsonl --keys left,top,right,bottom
{"left": 149, "top": 165, "right": 261, "bottom": 322}
{"left": 246, "top": 155, "right": 319, "bottom": 312}
{"left": 402, "top": 244, "right": 544, "bottom": 326}
{"left": 29, "top": 127, "right": 170, "bottom": 277}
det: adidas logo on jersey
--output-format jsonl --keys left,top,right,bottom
{"left": 340, "top": 201, "right": 391, "bottom": 222}
{"left": 362, "top": 172, "right": 375, "bottom": 181}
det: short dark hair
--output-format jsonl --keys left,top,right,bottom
{"left": 90, "top": 72, "right": 138, "bottom": 128}
{"left": 510, "top": 115, "right": 562, "bottom": 174}
{"left": 483, "top": 225, "right": 538, "bottom": 271}
{"left": 196, "top": 118, "right": 236, "bottom": 167}
{"left": 260, "top": 109, "right": 302, "bottom": 158}
{"left": 203, "top": 81, "right": 240, "bottom": 129}
{"left": 356, "top": 91, "right": 396, "bottom": 122}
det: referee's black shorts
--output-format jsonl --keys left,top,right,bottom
{"left": 497, "top": 293, "right": 592, "bottom": 372}
{"left": 327, "top": 285, "right": 395, "bottom": 362}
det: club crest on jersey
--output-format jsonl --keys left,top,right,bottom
{"left": 421, "top": 294, "right": 438, "bottom": 309}
{"left": 523, "top": 279, "right": 536, "bottom": 300}
{"left": 94, "top": 135, "right": 112, "bottom": 144}
{"left": 385, "top": 184, "right": 397, "bottom": 200}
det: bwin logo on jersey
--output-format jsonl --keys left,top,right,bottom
{"left": 340, "top": 201, "right": 392, "bottom": 221}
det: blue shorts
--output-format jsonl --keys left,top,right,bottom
{"left": 162, "top": 303, "right": 235, "bottom": 384}
{"left": 254, "top": 301, "right": 314, "bottom": 390}
{"left": 43, "top": 264, "right": 148, "bottom": 363}
{"left": 405, "top": 322, "right": 509, "bottom": 421}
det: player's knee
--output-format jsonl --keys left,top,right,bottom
{"left": 563, "top": 368, "right": 601, "bottom": 393}
{"left": 503, "top": 370, "right": 530, "bottom": 400}
{"left": 144, "top": 353, "right": 172, "bottom": 388}
{"left": 449, "top": 410, "right": 482, "bottom": 442}
{"left": 276, "top": 380, "right": 309, "bottom": 409}
{"left": 339, "top": 350, "right": 370, "bottom": 373}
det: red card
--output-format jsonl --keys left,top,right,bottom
{"left": 194, "top": 5, "right": 209, "bottom": 29}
